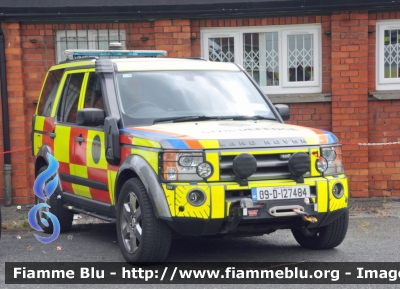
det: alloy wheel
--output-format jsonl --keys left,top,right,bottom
{"left": 120, "top": 192, "right": 142, "bottom": 253}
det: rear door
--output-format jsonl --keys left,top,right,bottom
{"left": 54, "top": 70, "right": 86, "bottom": 194}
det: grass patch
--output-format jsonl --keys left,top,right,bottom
{"left": 1, "top": 214, "right": 31, "bottom": 230}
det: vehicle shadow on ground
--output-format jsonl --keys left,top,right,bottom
{"left": 1, "top": 222, "right": 348, "bottom": 263}
{"left": 74, "top": 223, "right": 347, "bottom": 262}
{"left": 166, "top": 234, "right": 347, "bottom": 262}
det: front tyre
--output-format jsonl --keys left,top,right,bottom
{"left": 291, "top": 209, "right": 349, "bottom": 249}
{"left": 116, "top": 178, "right": 172, "bottom": 262}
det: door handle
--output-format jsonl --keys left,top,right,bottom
{"left": 75, "top": 134, "right": 85, "bottom": 145}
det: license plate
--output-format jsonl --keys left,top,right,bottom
{"left": 251, "top": 186, "right": 310, "bottom": 201}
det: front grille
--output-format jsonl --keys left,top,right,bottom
{"left": 219, "top": 151, "right": 310, "bottom": 181}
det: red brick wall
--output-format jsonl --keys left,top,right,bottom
{"left": 1, "top": 22, "right": 32, "bottom": 204}
{"left": 366, "top": 13, "right": 400, "bottom": 197}
{"left": 286, "top": 103, "right": 332, "bottom": 131}
{"left": 330, "top": 11, "right": 370, "bottom": 197}
{"left": 154, "top": 20, "right": 191, "bottom": 57}
{"left": 368, "top": 100, "right": 400, "bottom": 197}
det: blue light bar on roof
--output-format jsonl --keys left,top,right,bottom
{"left": 63, "top": 49, "right": 167, "bottom": 58}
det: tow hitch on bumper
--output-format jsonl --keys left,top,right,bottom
{"left": 221, "top": 197, "right": 319, "bottom": 234}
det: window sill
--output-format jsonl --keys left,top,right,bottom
{"left": 369, "top": 91, "right": 400, "bottom": 100}
{"left": 266, "top": 93, "right": 332, "bottom": 104}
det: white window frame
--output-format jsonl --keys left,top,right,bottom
{"left": 56, "top": 30, "right": 126, "bottom": 63}
{"left": 201, "top": 24, "right": 322, "bottom": 94}
{"left": 202, "top": 31, "right": 241, "bottom": 64}
{"left": 376, "top": 20, "right": 400, "bottom": 90}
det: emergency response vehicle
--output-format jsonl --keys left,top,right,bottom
{"left": 32, "top": 48, "right": 349, "bottom": 262}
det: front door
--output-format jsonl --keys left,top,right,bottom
{"left": 71, "top": 72, "right": 112, "bottom": 203}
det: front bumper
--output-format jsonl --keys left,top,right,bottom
{"left": 163, "top": 174, "right": 348, "bottom": 236}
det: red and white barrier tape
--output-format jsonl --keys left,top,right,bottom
{"left": 0, "top": 146, "right": 31, "bottom": 155}
{"left": 340, "top": 141, "right": 400, "bottom": 146}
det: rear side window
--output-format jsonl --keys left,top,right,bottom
{"left": 37, "top": 69, "right": 65, "bottom": 116}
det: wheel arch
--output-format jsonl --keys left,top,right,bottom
{"left": 115, "top": 154, "right": 171, "bottom": 221}
{"left": 34, "top": 145, "right": 63, "bottom": 192}
{"left": 35, "top": 156, "right": 48, "bottom": 178}
{"left": 35, "top": 145, "right": 53, "bottom": 176}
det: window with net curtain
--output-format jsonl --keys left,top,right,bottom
{"left": 377, "top": 21, "right": 400, "bottom": 90}
{"left": 202, "top": 25, "right": 321, "bottom": 94}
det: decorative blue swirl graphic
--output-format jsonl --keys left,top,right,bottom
{"left": 28, "top": 153, "right": 61, "bottom": 244}
{"left": 28, "top": 203, "right": 60, "bottom": 244}
{"left": 33, "top": 154, "right": 59, "bottom": 200}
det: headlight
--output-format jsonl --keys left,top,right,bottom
{"left": 162, "top": 151, "right": 213, "bottom": 181}
{"left": 316, "top": 157, "right": 328, "bottom": 173}
{"left": 321, "top": 147, "right": 336, "bottom": 161}
{"left": 177, "top": 153, "right": 203, "bottom": 168}
{"left": 197, "top": 162, "right": 213, "bottom": 178}
{"left": 320, "top": 146, "right": 344, "bottom": 175}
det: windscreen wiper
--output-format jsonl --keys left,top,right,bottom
{"left": 153, "top": 115, "right": 218, "bottom": 124}
{"left": 231, "top": 115, "right": 276, "bottom": 121}
{"left": 153, "top": 115, "right": 276, "bottom": 124}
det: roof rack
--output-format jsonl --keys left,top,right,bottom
{"left": 63, "top": 49, "right": 167, "bottom": 59}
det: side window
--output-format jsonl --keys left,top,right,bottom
{"left": 37, "top": 69, "right": 65, "bottom": 116}
{"left": 57, "top": 73, "right": 85, "bottom": 123}
{"left": 84, "top": 73, "right": 104, "bottom": 110}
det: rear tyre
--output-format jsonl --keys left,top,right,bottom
{"left": 291, "top": 209, "right": 349, "bottom": 249}
{"left": 35, "top": 166, "right": 74, "bottom": 233}
{"left": 116, "top": 178, "right": 172, "bottom": 262}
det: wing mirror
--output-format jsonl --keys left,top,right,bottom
{"left": 274, "top": 104, "right": 290, "bottom": 121}
{"left": 76, "top": 108, "right": 106, "bottom": 126}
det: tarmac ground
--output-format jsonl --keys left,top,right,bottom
{"left": 1, "top": 197, "right": 400, "bottom": 229}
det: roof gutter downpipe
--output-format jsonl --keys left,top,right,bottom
{"left": 0, "top": 29, "right": 12, "bottom": 206}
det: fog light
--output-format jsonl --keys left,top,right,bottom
{"left": 166, "top": 167, "right": 177, "bottom": 180}
{"left": 233, "top": 153, "right": 257, "bottom": 179}
{"left": 196, "top": 162, "right": 213, "bottom": 178}
{"left": 316, "top": 157, "right": 328, "bottom": 173}
{"left": 332, "top": 183, "right": 344, "bottom": 199}
{"left": 288, "top": 152, "right": 310, "bottom": 176}
{"left": 187, "top": 189, "right": 206, "bottom": 206}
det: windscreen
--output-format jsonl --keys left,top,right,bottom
{"left": 115, "top": 70, "right": 276, "bottom": 126}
